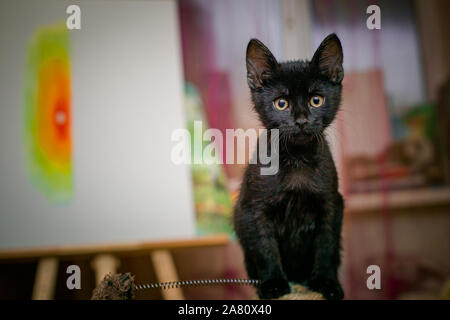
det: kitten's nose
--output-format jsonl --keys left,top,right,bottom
{"left": 295, "top": 118, "right": 309, "bottom": 128}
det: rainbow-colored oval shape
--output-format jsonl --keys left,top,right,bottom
{"left": 24, "top": 23, "right": 73, "bottom": 203}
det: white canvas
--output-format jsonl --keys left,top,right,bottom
{"left": 0, "top": 0, "right": 196, "bottom": 249}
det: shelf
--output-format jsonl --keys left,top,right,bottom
{"left": 345, "top": 187, "right": 450, "bottom": 213}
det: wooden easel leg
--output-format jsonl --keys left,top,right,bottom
{"left": 151, "top": 250, "right": 184, "bottom": 300}
{"left": 32, "top": 257, "right": 59, "bottom": 300}
{"left": 91, "top": 254, "right": 120, "bottom": 285}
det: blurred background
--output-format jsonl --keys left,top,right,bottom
{"left": 0, "top": 0, "right": 449, "bottom": 300}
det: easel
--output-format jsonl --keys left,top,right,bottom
{"left": 0, "top": 235, "right": 229, "bottom": 300}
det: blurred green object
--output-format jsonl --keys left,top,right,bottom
{"left": 402, "top": 102, "right": 437, "bottom": 140}
{"left": 184, "top": 83, "right": 233, "bottom": 236}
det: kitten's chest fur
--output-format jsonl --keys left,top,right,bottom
{"left": 265, "top": 146, "right": 336, "bottom": 243}
{"left": 272, "top": 190, "right": 319, "bottom": 238}
{"left": 270, "top": 166, "right": 325, "bottom": 238}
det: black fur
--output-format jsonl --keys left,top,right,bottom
{"left": 233, "top": 34, "right": 345, "bottom": 300}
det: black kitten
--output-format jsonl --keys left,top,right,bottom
{"left": 233, "top": 34, "right": 345, "bottom": 300}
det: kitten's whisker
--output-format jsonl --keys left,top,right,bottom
{"left": 320, "top": 132, "right": 325, "bottom": 153}
{"left": 282, "top": 133, "right": 294, "bottom": 160}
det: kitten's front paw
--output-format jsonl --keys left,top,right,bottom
{"left": 307, "top": 277, "right": 344, "bottom": 300}
{"left": 258, "top": 278, "right": 291, "bottom": 299}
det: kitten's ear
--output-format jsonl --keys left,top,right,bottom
{"left": 311, "top": 34, "right": 344, "bottom": 83}
{"left": 246, "top": 39, "right": 278, "bottom": 90}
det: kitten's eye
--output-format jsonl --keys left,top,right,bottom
{"left": 273, "top": 97, "right": 289, "bottom": 110}
{"left": 309, "top": 95, "right": 324, "bottom": 108}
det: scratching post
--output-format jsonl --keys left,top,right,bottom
{"left": 272, "top": 284, "right": 324, "bottom": 300}
{"left": 92, "top": 272, "right": 324, "bottom": 300}
{"left": 91, "top": 273, "right": 136, "bottom": 300}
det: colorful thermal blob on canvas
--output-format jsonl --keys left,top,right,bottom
{"left": 23, "top": 23, "right": 73, "bottom": 203}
